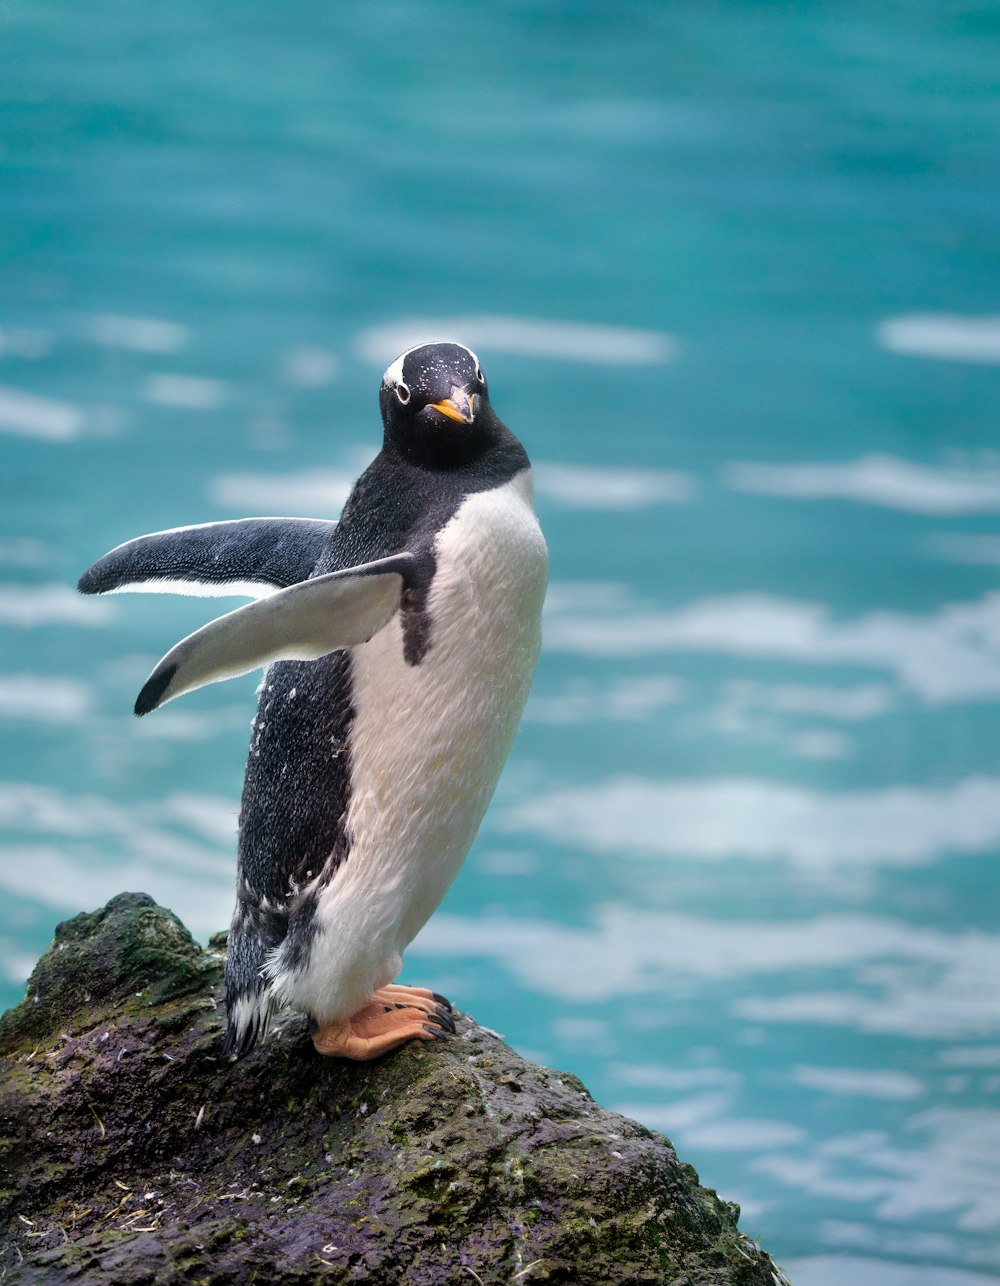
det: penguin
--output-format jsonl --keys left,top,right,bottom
{"left": 79, "top": 341, "right": 549, "bottom": 1060}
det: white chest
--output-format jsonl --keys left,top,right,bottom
{"left": 314, "top": 468, "right": 548, "bottom": 986}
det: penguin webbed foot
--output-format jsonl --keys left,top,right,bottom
{"left": 311, "top": 984, "right": 456, "bottom": 1061}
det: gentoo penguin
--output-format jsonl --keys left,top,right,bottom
{"left": 79, "top": 341, "right": 548, "bottom": 1060}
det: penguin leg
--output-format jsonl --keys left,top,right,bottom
{"left": 311, "top": 989, "right": 456, "bottom": 1061}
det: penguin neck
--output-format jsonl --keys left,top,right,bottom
{"left": 381, "top": 410, "right": 529, "bottom": 480}
{"left": 324, "top": 428, "right": 532, "bottom": 577}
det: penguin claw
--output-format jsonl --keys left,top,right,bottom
{"left": 371, "top": 983, "right": 454, "bottom": 1017}
{"left": 425, "top": 1008, "right": 455, "bottom": 1034}
{"left": 434, "top": 1006, "right": 457, "bottom": 1034}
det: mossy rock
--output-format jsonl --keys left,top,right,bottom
{"left": 0, "top": 894, "right": 791, "bottom": 1285}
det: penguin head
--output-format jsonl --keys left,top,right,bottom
{"left": 379, "top": 341, "right": 497, "bottom": 467}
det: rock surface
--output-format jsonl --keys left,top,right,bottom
{"left": 0, "top": 893, "right": 790, "bottom": 1284}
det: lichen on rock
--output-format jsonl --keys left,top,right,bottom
{"left": 0, "top": 893, "right": 791, "bottom": 1284}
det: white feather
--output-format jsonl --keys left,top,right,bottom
{"left": 106, "top": 576, "right": 281, "bottom": 600}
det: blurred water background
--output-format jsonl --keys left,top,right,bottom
{"left": 2, "top": 3, "right": 999, "bottom": 1281}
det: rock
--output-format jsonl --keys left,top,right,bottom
{"left": 0, "top": 894, "right": 790, "bottom": 1284}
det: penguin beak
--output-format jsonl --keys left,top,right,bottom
{"left": 429, "top": 388, "right": 476, "bottom": 424}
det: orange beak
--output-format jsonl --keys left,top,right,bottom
{"left": 429, "top": 388, "right": 476, "bottom": 424}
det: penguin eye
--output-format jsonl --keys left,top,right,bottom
{"left": 395, "top": 382, "right": 411, "bottom": 405}
{"left": 475, "top": 366, "right": 485, "bottom": 384}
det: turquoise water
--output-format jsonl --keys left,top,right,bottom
{"left": 2, "top": 4, "right": 999, "bottom": 1281}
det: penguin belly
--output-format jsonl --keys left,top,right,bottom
{"left": 274, "top": 469, "right": 548, "bottom": 1024}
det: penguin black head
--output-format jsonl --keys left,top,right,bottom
{"left": 379, "top": 341, "right": 498, "bottom": 468}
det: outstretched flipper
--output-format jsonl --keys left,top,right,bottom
{"left": 78, "top": 517, "right": 337, "bottom": 600}
{"left": 135, "top": 552, "right": 416, "bottom": 715}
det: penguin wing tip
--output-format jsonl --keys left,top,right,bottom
{"left": 134, "top": 665, "right": 176, "bottom": 717}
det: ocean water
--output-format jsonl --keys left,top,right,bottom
{"left": 2, "top": 3, "right": 999, "bottom": 1281}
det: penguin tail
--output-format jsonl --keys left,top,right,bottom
{"left": 223, "top": 893, "right": 285, "bottom": 1058}
{"left": 222, "top": 989, "right": 274, "bottom": 1059}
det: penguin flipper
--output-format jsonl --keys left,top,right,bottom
{"left": 134, "top": 553, "right": 415, "bottom": 715}
{"left": 78, "top": 517, "right": 338, "bottom": 600}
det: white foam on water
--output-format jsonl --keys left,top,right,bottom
{"left": 144, "top": 373, "right": 226, "bottom": 409}
{"left": 686, "top": 679, "right": 893, "bottom": 762}
{"left": 612, "top": 1090, "right": 731, "bottom": 1132}
{"left": 0, "top": 845, "right": 231, "bottom": 940}
{"left": 718, "top": 679, "right": 895, "bottom": 722}
{"left": 553, "top": 1016, "right": 613, "bottom": 1044}
{"left": 412, "top": 907, "right": 1000, "bottom": 1034}
{"left": 0, "top": 782, "right": 232, "bottom": 861}
{"left": 84, "top": 313, "right": 188, "bottom": 354}
{"left": 790, "top": 1065, "right": 925, "bottom": 1101}
{"left": 794, "top": 729, "right": 854, "bottom": 759}
{"left": 132, "top": 706, "right": 250, "bottom": 741}
{"left": 0, "top": 385, "right": 84, "bottom": 441}
{"left": 356, "top": 315, "right": 677, "bottom": 366}
{"left": 778, "top": 969, "right": 998, "bottom": 1049}
{"left": 208, "top": 468, "right": 355, "bottom": 515}
{"left": 162, "top": 792, "right": 238, "bottom": 846}
{"left": 878, "top": 314, "right": 1000, "bottom": 365}
{"left": 1, "top": 943, "right": 39, "bottom": 986}
{"left": 618, "top": 1091, "right": 806, "bottom": 1151}
{"left": 0, "top": 538, "right": 48, "bottom": 567}
{"left": 502, "top": 773, "right": 1000, "bottom": 867}
{"left": 533, "top": 461, "right": 696, "bottom": 508}
{"left": 927, "top": 533, "right": 1000, "bottom": 565}
{"left": 0, "top": 783, "right": 242, "bottom": 937}
{"left": 609, "top": 1062, "right": 741, "bottom": 1092}
{"left": 938, "top": 1047, "right": 1000, "bottom": 1069}
{"left": 525, "top": 674, "right": 686, "bottom": 724}
{"left": 0, "top": 327, "right": 53, "bottom": 360}
{"left": 0, "top": 674, "right": 94, "bottom": 723}
{"left": 0, "top": 584, "right": 114, "bottom": 627}
{"left": 280, "top": 344, "right": 339, "bottom": 387}
{"left": 543, "top": 585, "right": 1000, "bottom": 704}
{"left": 819, "top": 1221, "right": 977, "bottom": 1267}
{"left": 784, "top": 1256, "right": 998, "bottom": 1286}
{"left": 761, "top": 1108, "right": 1000, "bottom": 1231}
{"left": 680, "top": 1118, "right": 807, "bottom": 1151}
{"left": 725, "top": 454, "right": 1000, "bottom": 514}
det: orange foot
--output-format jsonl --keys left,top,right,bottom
{"left": 312, "top": 985, "right": 455, "bottom": 1061}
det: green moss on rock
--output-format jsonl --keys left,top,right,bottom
{"left": 0, "top": 895, "right": 792, "bottom": 1285}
